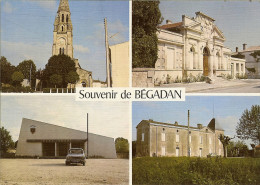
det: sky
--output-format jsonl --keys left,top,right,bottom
{"left": 132, "top": 96, "right": 260, "bottom": 147}
{"left": 159, "top": 0, "right": 260, "bottom": 51}
{"left": 1, "top": 0, "right": 129, "bottom": 81}
{"left": 1, "top": 95, "right": 130, "bottom": 141}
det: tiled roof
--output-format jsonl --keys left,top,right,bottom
{"left": 142, "top": 119, "right": 200, "bottom": 130}
{"left": 160, "top": 22, "right": 182, "bottom": 30}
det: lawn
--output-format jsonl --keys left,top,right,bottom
{"left": 132, "top": 157, "right": 260, "bottom": 185}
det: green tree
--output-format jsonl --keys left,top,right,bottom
{"left": 115, "top": 137, "right": 129, "bottom": 153}
{"left": 65, "top": 71, "right": 79, "bottom": 88}
{"left": 219, "top": 134, "right": 234, "bottom": 158}
{"left": 16, "top": 60, "right": 36, "bottom": 87}
{"left": 11, "top": 71, "right": 24, "bottom": 87}
{"left": 49, "top": 74, "right": 62, "bottom": 88}
{"left": 227, "top": 140, "right": 248, "bottom": 157}
{"left": 0, "top": 56, "right": 16, "bottom": 84}
{"left": 236, "top": 105, "right": 260, "bottom": 144}
{"left": 132, "top": 1, "right": 163, "bottom": 68}
{"left": 0, "top": 127, "right": 14, "bottom": 155}
{"left": 44, "top": 55, "right": 77, "bottom": 88}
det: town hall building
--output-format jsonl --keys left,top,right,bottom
{"left": 52, "top": 0, "right": 93, "bottom": 87}
{"left": 136, "top": 118, "right": 224, "bottom": 157}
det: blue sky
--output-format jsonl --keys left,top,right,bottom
{"left": 160, "top": 1, "right": 260, "bottom": 51}
{"left": 1, "top": 95, "right": 130, "bottom": 141}
{"left": 132, "top": 96, "right": 260, "bottom": 147}
{"left": 1, "top": 0, "right": 129, "bottom": 81}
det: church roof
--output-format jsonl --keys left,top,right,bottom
{"left": 58, "top": 0, "right": 70, "bottom": 13}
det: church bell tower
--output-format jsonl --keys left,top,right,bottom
{"left": 52, "top": 0, "right": 73, "bottom": 58}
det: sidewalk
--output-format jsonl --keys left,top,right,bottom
{"left": 160, "top": 79, "right": 260, "bottom": 93}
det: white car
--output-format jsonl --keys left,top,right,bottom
{"left": 66, "top": 148, "right": 86, "bottom": 166}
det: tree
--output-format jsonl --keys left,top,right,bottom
{"left": 49, "top": 74, "right": 62, "bottom": 88}
{"left": 17, "top": 60, "right": 36, "bottom": 80}
{"left": 236, "top": 105, "right": 260, "bottom": 145}
{"left": 219, "top": 134, "right": 234, "bottom": 157}
{"left": 132, "top": 1, "right": 163, "bottom": 68}
{"left": 65, "top": 71, "right": 79, "bottom": 88}
{"left": 227, "top": 140, "right": 249, "bottom": 157}
{"left": 0, "top": 56, "right": 16, "bottom": 84}
{"left": 44, "top": 55, "right": 77, "bottom": 88}
{"left": 115, "top": 137, "right": 129, "bottom": 153}
{"left": 0, "top": 127, "right": 14, "bottom": 155}
{"left": 11, "top": 71, "right": 24, "bottom": 87}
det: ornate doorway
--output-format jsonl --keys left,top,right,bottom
{"left": 203, "top": 47, "right": 210, "bottom": 76}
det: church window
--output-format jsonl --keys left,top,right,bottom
{"left": 59, "top": 48, "right": 62, "bottom": 55}
{"left": 62, "top": 14, "right": 64, "bottom": 22}
{"left": 62, "top": 26, "right": 63, "bottom": 31}
{"left": 62, "top": 48, "right": 65, "bottom": 54}
{"left": 30, "top": 125, "right": 36, "bottom": 134}
{"left": 142, "top": 133, "right": 144, "bottom": 141}
{"left": 66, "top": 15, "right": 69, "bottom": 22}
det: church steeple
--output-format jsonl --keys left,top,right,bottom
{"left": 52, "top": 0, "right": 73, "bottom": 58}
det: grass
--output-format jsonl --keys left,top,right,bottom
{"left": 132, "top": 157, "right": 260, "bottom": 185}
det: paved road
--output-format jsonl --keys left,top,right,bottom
{"left": 193, "top": 83, "right": 260, "bottom": 93}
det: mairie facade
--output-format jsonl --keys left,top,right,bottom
{"left": 52, "top": 0, "right": 93, "bottom": 87}
{"left": 154, "top": 12, "right": 245, "bottom": 84}
{"left": 16, "top": 118, "right": 117, "bottom": 158}
{"left": 136, "top": 118, "right": 224, "bottom": 157}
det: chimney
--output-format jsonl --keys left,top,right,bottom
{"left": 174, "top": 121, "right": 178, "bottom": 125}
{"left": 243, "top": 43, "right": 247, "bottom": 51}
{"left": 166, "top": 20, "right": 173, "bottom": 24}
{"left": 236, "top": 47, "right": 238, "bottom": 52}
{"left": 197, "top": 124, "right": 202, "bottom": 129}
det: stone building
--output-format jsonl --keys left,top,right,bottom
{"left": 16, "top": 118, "right": 117, "bottom": 158}
{"left": 52, "top": 0, "right": 93, "bottom": 87}
{"left": 136, "top": 118, "right": 224, "bottom": 157}
{"left": 133, "top": 12, "right": 246, "bottom": 86}
{"left": 236, "top": 44, "right": 260, "bottom": 79}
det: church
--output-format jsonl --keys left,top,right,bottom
{"left": 154, "top": 12, "right": 246, "bottom": 85}
{"left": 52, "top": 0, "right": 93, "bottom": 87}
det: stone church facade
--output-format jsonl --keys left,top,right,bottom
{"left": 52, "top": 0, "right": 93, "bottom": 87}
{"left": 154, "top": 12, "right": 245, "bottom": 84}
{"left": 136, "top": 118, "right": 224, "bottom": 157}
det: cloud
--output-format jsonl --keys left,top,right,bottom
{"left": 3, "top": 2, "right": 15, "bottom": 13}
{"left": 34, "top": 1, "right": 57, "bottom": 11}
{"left": 216, "top": 116, "right": 238, "bottom": 137}
{"left": 1, "top": 41, "right": 52, "bottom": 69}
{"left": 74, "top": 44, "right": 89, "bottom": 53}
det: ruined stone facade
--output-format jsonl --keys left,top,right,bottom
{"left": 136, "top": 118, "right": 224, "bottom": 157}
{"left": 154, "top": 12, "right": 245, "bottom": 84}
{"left": 52, "top": 0, "right": 93, "bottom": 87}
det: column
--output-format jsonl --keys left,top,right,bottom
{"left": 195, "top": 52, "right": 198, "bottom": 69}
{"left": 209, "top": 55, "right": 214, "bottom": 77}
{"left": 234, "top": 63, "right": 237, "bottom": 78}
{"left": 55, "top": 142, "right": 57, "bottom": 157}
{"left": 238, "top": 63, "right": 241, "bottom": 76}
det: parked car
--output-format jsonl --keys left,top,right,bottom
{"left": 66, "top": 148, "right": 86, "bottom": 166}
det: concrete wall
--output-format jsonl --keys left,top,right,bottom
{"left": 16, "top": 118, "right": 117, "bottom": 158}
{"left": 110, "top": 42, "right": 130, "bottom": 87}
{"left": 132, "top": 68, "right": 155, "bottom": 87}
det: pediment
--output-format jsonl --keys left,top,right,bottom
{"left": 213, "top": 25, "right": 225, "bottom": 40}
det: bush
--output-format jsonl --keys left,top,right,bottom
{"left": 1, "top": 84, "right": 34, "bottom": 93}
{"left": 133, "top": 157, "right": 260, "bottom": 185}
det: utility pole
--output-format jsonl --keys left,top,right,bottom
{"left": 104, "top": 18, "right": 111, "bottom": 87}
{"left": 87, "top": 113, "right": 89, "bottom": 158}
{"left": 29, "top": 63, "right": 32, "bottom": 87}
{"left": 188, "top": 110, "right": 190, "bottom": 157}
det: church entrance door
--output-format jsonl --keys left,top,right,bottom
{"left": 203, "top": 47, "right": 210, "bottom": 76}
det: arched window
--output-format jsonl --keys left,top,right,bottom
{"left": 62, "top": 48, "right": 65, "bottom": 54}
{"left": 62, "top": 14, "right": 64, "bottom": 22}
{"left": 59, "top": 48, "right": 62, "bottom": 55}
{"left": 66, "top": 15, "right": 69, "bottom": 22}
{"left": 62, "top": 26, "right": 63, "bottom": 31}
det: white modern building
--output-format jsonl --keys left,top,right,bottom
{"left": 16, "top": 118, "right": 117, "bottom": 158}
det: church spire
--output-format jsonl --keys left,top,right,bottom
{"left": 58, "top": 0, "right": 70, "bottom": 13}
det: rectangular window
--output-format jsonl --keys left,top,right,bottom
{"left": 176, "top": 148, "right": 179, "bottom": 157}
{"left": 161, "top": 133, "right": 165, "bottom": 142}
{"left": 199, "top": 148, "right": 202, "bottom": 157}
{"left": 176, "top": 134, "right": 179, "bottom": 143}
{"left": 142, "top": 133, "right": 144, "bottom": 141}
{"left": 162, "top": 146, "right": 166, "bottom": 156}
{"left": 200, "top": 136, "right": 203, "bottom": 144}
{"left": 189, "top": 135, "right": 191, "bottom": 143}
